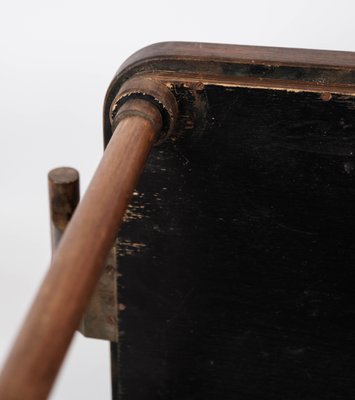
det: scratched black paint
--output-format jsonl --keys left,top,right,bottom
{"left": 113, "top": 86, "right": 355, "bottom": 399}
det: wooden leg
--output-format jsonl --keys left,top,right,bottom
{"left": 0, "top": 99, "right": 162, "bottom": 400}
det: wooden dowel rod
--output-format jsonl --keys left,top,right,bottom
{"left": 0, "top": 98, "right": 162, "bottom": 400}
{"left": 48, "top": 167, "right": 80, "bottom": 251}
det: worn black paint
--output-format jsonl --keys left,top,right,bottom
{"left": 113, "top": 86, "right": 355, "bottom": 399}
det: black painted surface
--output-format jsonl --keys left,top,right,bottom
{"left": 114, "top": 86, "right": 355, "bottom": 399}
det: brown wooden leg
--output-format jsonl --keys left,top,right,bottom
{"left": 0, "top": 98, "right": 162, "bottom": 400}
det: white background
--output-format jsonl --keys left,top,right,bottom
{"left": 0, "top": 1, "right": 354, "bottom": 398}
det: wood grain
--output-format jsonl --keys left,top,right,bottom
{"left": 121, "top": 41, "right": 355, "bottom": 71}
